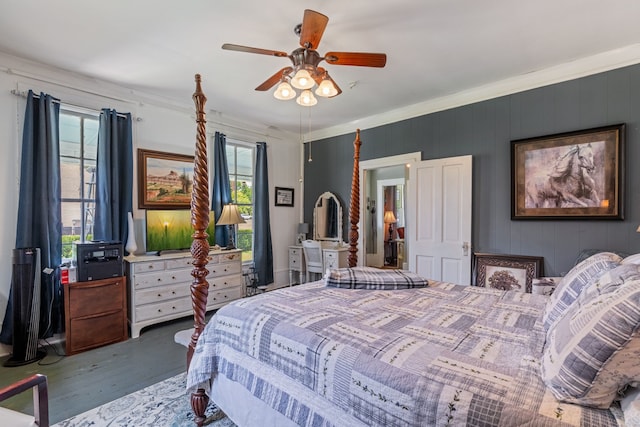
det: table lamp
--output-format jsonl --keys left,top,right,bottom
{"left": 297, "top": 223, "right": 309, "bottom": 244}
{"left": 384, "top": 210, "right": 396, "bottom": 241}
{"left": 217, "top": 204, "right": 246, "bottom": 249}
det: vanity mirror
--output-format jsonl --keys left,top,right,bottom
{"left": 313, "top": 191, "right": 342, "bottom": 241}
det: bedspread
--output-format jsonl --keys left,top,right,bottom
{"left": 187, "top": 281, "right": 624, "bottom": 426}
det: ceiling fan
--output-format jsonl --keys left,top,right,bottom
{"left": 222, "top": 9, "right": 387, "bottom": 106}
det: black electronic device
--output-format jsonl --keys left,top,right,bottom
{"left": 73, "top": 241, "right": 123, "bottom": 282}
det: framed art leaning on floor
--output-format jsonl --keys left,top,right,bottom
{"left": 473, "top": 253, "right": 544, "bottom": 293}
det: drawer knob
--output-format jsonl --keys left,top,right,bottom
{"left": 157, "top": 278, "right": 162, "bottom": 282}
{"left": 157, "top": 309, "right": 162, "bottom": 312}
{"left": 172, "top": 291, "right": 176, "bottom": 295}
{"left": 171, "top": 276, "right": 176, "bottom": 280}
{"left": 148, "top": 265, "right": 154, "bottom": 269}
{"left": 157, "top": 293, "right": 161, "bottom": 297}
{"left": 172, "top": 306, "right": 176, "bottom": 310}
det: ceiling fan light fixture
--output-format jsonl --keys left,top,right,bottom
{"left": 291, "top": 67, "right": 315, "bottom": 90}
{"left": 296, "top": 89, "right": 317, "bottom": 106}
{"left": 315, "top": 78, "right": 338, "bottom": 97}
{"left": 273, "top": 81, "right": 296, "bottom": 100}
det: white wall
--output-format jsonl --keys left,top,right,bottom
{"left": 0, "top": 52, "right": 302, "bottom": 350}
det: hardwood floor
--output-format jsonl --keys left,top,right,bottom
{"left": 0, "top": 315, "right": 197, "bottom": 424}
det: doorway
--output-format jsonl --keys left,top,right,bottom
{"left": 358, "top": 152, "right": 421, "bottom": 268}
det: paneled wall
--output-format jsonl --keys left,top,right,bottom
{"left": 304, "top": 64, "right": 640, "bottom": 277}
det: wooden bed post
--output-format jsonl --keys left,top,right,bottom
{"left": 348, "top": 129, "right": 362, "bottom": 267}
{"left": 189, "top": 74, "right": 210, "bottom": 427}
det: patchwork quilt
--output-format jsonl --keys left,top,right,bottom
{"left": 187, "top": 281, "right": 624, "bottom": 426}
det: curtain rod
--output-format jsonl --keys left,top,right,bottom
{"left": 10, "top": 89, "right": 141, "bottom": 121}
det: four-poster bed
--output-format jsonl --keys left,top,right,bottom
{"left": 185, "top": 76, "right": 634, "bottom": 426}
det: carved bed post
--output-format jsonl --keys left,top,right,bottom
{"left": 189, "top": 74, "right": 210, "bottom": 427}
{"left": 348, "top": 129, "right": 362, "bottom": 267}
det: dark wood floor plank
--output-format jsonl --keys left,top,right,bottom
{"left": 0, "top": 316, "right": 193, "bottom": 423}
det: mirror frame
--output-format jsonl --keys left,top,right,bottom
{"left": 313, "top": 191, "right": 342, "bottom": 242}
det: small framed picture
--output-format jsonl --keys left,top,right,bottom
{"left": 275, "top": 187, "right": 294, "bottom": 207}
{"left": 473, "top": 253, "right": 544, "bottom": 293}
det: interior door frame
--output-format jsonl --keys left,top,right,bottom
{"left": 358, "top": 152, "right": 421, "bottom": 267}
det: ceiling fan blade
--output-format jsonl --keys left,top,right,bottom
{"left": 222, "top": 43, "right": 288, "bottom": 58}
{"left": 324, "top": 52, "right": 387, "bottom": 67}
{"left": 299, "top": 9, "right": 329, "bottom": 49}
{"left": 255, "top": 67, "right": 293, "bottom": 91}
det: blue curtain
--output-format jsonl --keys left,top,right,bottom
{"left": 212, "top": 131, "right": 231, "bottom": 246}
{"left": 0, "top": 91, "right": 62, "bottom": 343}
{"left": 254, "top": 142, "right": 273, "bottom": 285}
{"left": 93, "top": 109, "right": 133, "bottom": 244}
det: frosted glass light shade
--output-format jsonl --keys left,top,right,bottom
{"left": 291, "top": 68, "right": 315, "bottom": 89}
{"left": 315, "top": 79, "right": 338, "bottom": 97}
{"left": 296, "top": 89, "right": 317, "bottom": 106}
{"left": 273, "top": 81, "right": 296, "bottom": 100}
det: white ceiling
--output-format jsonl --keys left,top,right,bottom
{"left": 2, "top": 0, "right": 640, "bottom": 140}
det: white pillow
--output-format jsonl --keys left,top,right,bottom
{"left": 542, "top": 252, "right": 622, "bottom": 331}
{"left": 622, "top": 253, "right": 640, "bottom": 265}
{"left": 541, "top": 276, "right": 640, "bottom": 408}
{"left": 622, "top": 387, "right": 640, "bottom": 427}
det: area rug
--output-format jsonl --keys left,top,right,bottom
{"left": 53, "top": 372, "right": 237, "bottom": 426}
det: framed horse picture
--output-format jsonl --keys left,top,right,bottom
{"left": 511, "top": 123, "right": 625, "bottom": 219}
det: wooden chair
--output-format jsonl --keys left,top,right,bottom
{"left": 0, "top": 374, "right": 49, "bottom": 427}
{"left": 301, "top": 240, "right": 324, "bottom": 282}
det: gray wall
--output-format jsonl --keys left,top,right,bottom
{"left": 304, "top": 63, "right": 640, "bottom": 277}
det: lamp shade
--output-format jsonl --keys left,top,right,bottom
{"left": 315, "top": 78, "right": 338, "bottom": 97}
{"left": 291, "top": 68, "right": 315, "bottom": 90}
{"left": 273, "top": 81, "right": 296, "bottom": 100}
{"left": 296, "top": 89, "right": 317, "bottom": 106}
{"left": 384, "top": 210, "right": 397, "bottom": 223}
{"left": 217, "top": 204, "right": 246, "bottom": 225}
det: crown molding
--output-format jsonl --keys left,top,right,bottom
{"left": 308, "top": 43, "right": 640, "bottom": 142}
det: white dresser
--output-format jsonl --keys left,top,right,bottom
{"left": 125, "top": 249, "right": 243, "bottom": 338}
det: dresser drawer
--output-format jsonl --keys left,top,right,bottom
{"left": 69, "top": 311, "right": 126, "bottom": 352}
{"left": 165, "top": 257, "right": 193, "bottom": 270}
{"left": 135, "top": 296, "right": 192, "bottom": 322}
{"left": 135, "top": 283, "right": 191, "bottom": 305}
{"left": 133, "top": 260, "right": 166, "bottom": 273}
{"left": 208, "top": 286, "right": 243, "bottom": 306}
{"left": 68, "top": 278, "right": 124, "bottom": 319}
{"left": 133, "top": 269, "right": 193, "bottom": 289}
{"left": 209, "top": 274, "right": 242, "bottom": 290}
{"left": 208, "top": 261, "right": 242, "bottom": 277}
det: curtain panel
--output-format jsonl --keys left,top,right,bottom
{"left": 212, "top": 131, "right": 231, "bottom": 246}
{"left": 93, "top": 109, "right": 133, "bottom": 245}
{"left": 0, "top": 90, "right": 63, "bottom": 343}
{"left": 254, "top": 142, "right": 273, "bottom": 285}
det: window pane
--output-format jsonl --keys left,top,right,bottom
{"left": 60, "top": 157, "right": 82, "bottom": 199}
{"left": 236, "top": 146, "right": 253, "bottom": 176}
{"left": 60, "top": 114, "right": 81, "bottom": 158}
{"left": 84, "top": 118, "right": 99, "bottom": 160}
{"left": 238, "top": 206, "right": 253, "bottom": 262}
{"left": 61, "top": 202, "right": 82, "bottom": 237}
{"left": 226, "top": 145, "right": 236, "bottom": 174}
{"left": 84, "top": 161, "right": 97, "bottom": 199}
{"left": 236, "top": 178, "right": 253, "bottom": 207}
{"left": 229, "top": 177, "right": 238, "bottom": 203}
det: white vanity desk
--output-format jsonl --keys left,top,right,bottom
{"left": 289, "top": 191, "right": 349, "bottom": 285}
{"left": 288, "top": 242, "right": 349, "bottom": 285}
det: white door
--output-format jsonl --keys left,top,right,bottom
{"left": 407, "top": 155, "right": 472, "bottom": 285}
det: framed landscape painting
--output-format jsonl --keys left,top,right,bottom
{"left": 138, "top": 149, "right": 194, "bottom": 209}
{"left": 511, "top": 124, "right": 625, "bottom": 220}
{"left": 473, "top": 253, "right": 544, "bottom": 293}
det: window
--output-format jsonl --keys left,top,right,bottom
{"left": 59, "top": 110, "right": 99, "bottom": 261}
{"left": 226, "top": 141, "right": 254, "bottom": 263}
